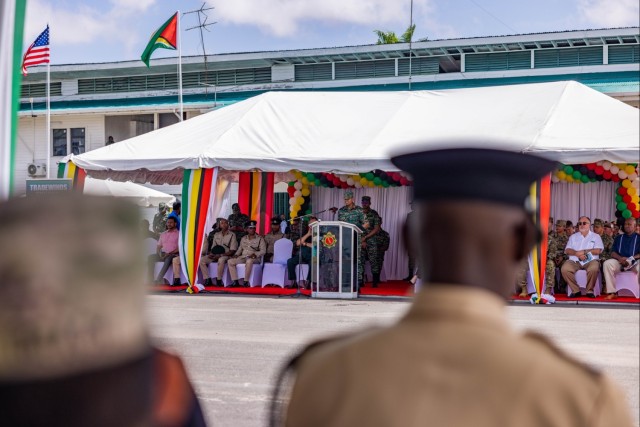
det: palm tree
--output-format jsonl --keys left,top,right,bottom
{"left": 374, "top": 24, "right": 420, "bottom": 44}
{"left": 374, "top": 30, "right": 399, "bottom": 45}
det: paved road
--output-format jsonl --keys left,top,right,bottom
{"left": 147, "top": 295, "right": 639, "bottom": 427}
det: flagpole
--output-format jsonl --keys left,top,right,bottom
{"left": 46, "top": 35, "right": 51, "bottom": 178}
{"left": 177, "top": 10, "right": 183, "bottom": 121}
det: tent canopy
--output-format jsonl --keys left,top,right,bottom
{"left": 71, "top": 81, "right": 639, "bottom": 183}
{"left": 83, "top": 177, "right": 175, "bottom": 207}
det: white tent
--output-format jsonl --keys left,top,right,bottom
{"left": 70, "top": 81, "right": 639, "bottom": 184}
{"left": 83, "top": 177, "right": 175, "bottom": 207}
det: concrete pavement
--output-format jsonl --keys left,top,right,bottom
{"left": 147, "top": 294, "right": 639, "bottom": 427}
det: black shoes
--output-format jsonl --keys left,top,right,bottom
{"left": 216, "top": 279, "right": 223, "bottom": 287}
{"left": 203, "top": 278, "right": 213, "bottom": 286}
{"left": 230, "top": 280, "right": 240, "bottom": 287}
{"left": 586, "top": 292, "right": 596, "bottom": 298}
{"left": 172, "top": 278, "right": 181, "bottom": 286}
{"left": 568, "top": 291, "right": 581, "bottom": 298}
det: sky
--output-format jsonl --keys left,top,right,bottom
{"left": 23, "top": 0, "right": 640, "bottom": 65}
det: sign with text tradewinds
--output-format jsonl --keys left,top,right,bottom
{"left": 26, "top": 179, "right": 72, "bottom": 195}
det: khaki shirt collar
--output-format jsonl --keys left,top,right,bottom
{"left": 405, "top": 285, "right": 510, "bottom": 333}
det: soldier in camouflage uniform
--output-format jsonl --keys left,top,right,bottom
{"left": 337, "top": 191, "right": 366, "bottom": 288}
{"left": 360, "top": 196, "right": 384, "bottom": 287}
{"left": 227, "top": 203, "right": 250, "bottom": 245}
{"left": 152, "top": 202, "right": 168, "bottom": 234}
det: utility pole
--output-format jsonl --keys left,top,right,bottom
{"left": 185, "top": 3, "right": 216, "bottom": 96}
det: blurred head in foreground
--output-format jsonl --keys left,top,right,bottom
{"left": 0, "top": 194, "right": 205, "bottom": 427}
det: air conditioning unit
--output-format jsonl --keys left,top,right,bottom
{"left": 27, "top": 163, "right": 47, "bottom": 177}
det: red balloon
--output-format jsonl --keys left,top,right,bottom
{"left": 623, "top": 194, "right": 632, "bottom": 203}
{"left": 628, "top": 202, "right": 635, "bottom": 210}
{"left": 594, "top": 166, "right": 604, "bottom": 175}
{"left": 612, "top": 175, "right": 621, "bottom": 182}
{"left": 603, "top": 171, "right": 612, "bottom": 180}
{"left": 618, "top": 186, "right": 627, "bottom": 195}
{"left": 400, "top": 178, "right": 408, "bottom": 186}
{"left": 586, "top": 163, "right": 596, "bottom": 170}
{"left": 633, "top": 210, "right": 640, "bottom": 219}
{"left": 288, "top": 187, "right": 296, "bottom": 197}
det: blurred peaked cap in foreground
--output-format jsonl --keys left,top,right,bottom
{"left": 391, "top": 147, "right": 557, "bottom": 209}
{"left": 0, "top": 194, "right": 149, "bottom": 381}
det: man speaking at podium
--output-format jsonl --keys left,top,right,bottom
{"left": 277, "top": 147, "right": 634, "bottom": 427}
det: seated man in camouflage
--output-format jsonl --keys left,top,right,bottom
{"left": 228, "top": 221, "right": 266, "bottom": 287}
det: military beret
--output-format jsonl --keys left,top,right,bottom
{"left": 593, "top": 218, "right": 604, "bottom": 226}
{"left": 604, "top": 222, "right": 612, "bottom": 229}
{"left": 158, "top": 202, "right": 167, "bottom": 210}
{"left": 555, "top": 220, "right": 566, "bottom": 227}
{"left": 361, "top": 196, "right": 371, "bottom": 202}
{"left": 246, "top": 220, "right": 257, "bottom": 228}
{"left": 271, "top": 218, "right": 281, "bottom": 225}
{"left": 344, "top": 190, "right": 354, "bottom": 200}
{"left": 391, "top": 148, "right": 556, "bottom": 208}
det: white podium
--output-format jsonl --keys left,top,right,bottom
{"left": 309, "top": 221, "right": 362, "bottom": 299}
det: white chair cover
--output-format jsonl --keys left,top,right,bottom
{"left": 614, "top": 271, "right": 639, "bottom": 298}
{"left": 261, "top": 239, "right": 293, "bottom": 288}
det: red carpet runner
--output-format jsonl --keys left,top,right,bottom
{"left": 151, "top": 280, "right": 639, "bottom": 303}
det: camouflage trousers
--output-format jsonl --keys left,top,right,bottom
{"left": 517, "top": 259, "right": 556, "bottom": 293}
{"left": 363, "top": 240, "right": 384, "bottom": 274}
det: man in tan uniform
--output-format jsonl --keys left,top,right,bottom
{"left": 264, "top": 218, "right": 286, "bottom": 263}
{"left": 228, "top": 220, "right": 266, "bottom": 287}
{"left": 0, "top": 195, "right": 206, "bottom": 426}
{"left": 199, "top": 218, "right": 238, "bottom": 286}
{"left": 277, "top": 148, "right": 634, "bottom": 427}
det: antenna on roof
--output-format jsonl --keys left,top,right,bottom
{"left": 185, "top": 3, "right": 217, "bottom": 96}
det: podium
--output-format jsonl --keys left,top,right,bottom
{"left": 309, "top": 221, "right": 362, "bottom": 299}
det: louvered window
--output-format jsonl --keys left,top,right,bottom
{"left": 335, "top": 60, "right": 396, "bottom": 80}
{"left": 534, "top": 47, "right": 603, "bottom": 68}
{"left": 608, "top": 45, "right": 640, "bottom": 64}
{"left": 20, "top": 82, "right": 62, "bottom": 98}
{"left": 295, "top": 63, "right": 333, "bottom": 81}
{"left": 398, "top": 57, "right": 441, "bottom": 75}
{"left": 465, "top": 51, "right": 530, "bottom": 72}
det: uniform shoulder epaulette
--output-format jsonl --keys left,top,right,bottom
{"left": 523, "top": 331, "right": 601, "bottom": 377}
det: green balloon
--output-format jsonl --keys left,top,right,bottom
{"left": 622, "top": 209, "right": 632, "bottom": 219}
{"left": 617, "top": 201, "right": 628, "bottom": 211}
{"left": 373, "top": 177, "right": 382, "bottom": 185}
{"left": 580, "top": 175, "right": 589, "bottom": 183}
{"left": 366, "top": 172, "right": 375, "bottom": 181}
{"left": 572, "top": 170, "right": 581, "bottom": 179}
{"left": 564, "top": 165, "right": 574, "bottom": 174}
{"left": 590, "top": 177, "right": 597, "bottom": 182}
{"left": 314, "top": 179, "right": 321, "bottom": 186}
{"left": 359, "top": 173, "right": 367, "bottom": 178}
{"left": 288, "top": 181, "right": 296, "bottom": 186}
{"left": 306, "top": 172, "right": 315, "bottom": 180}
{"left": 306, "top": 209, "right": 312, "bottom": 214}
{"left": 382, "top": 181, "right": 390, "bottom": 188}
{"left": 616, "top": 194, "right": 623, "bottom": 202}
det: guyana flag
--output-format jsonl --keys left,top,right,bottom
{"left": 141, "top": 12, "right": 178, "bottom": 67}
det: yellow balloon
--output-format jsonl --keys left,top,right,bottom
{"left": 628, "top": 187, "right": 637, "bottom": 196}
{"left": 360, "top": 177, "right": 368, "bottom": 185}
{"left": 301, "top": 188, "right": 310, "bottom": 197}
{"left": 368, "top": 181, "right": 375, "bottom": 188}
{"left": 296, "top": 196, "right": 304, "bottom": 205}
{"left": 622, "top": 179, "right": 631, "bottom": 188}
{"left": 557, "top": 170, "right": 566, "bottom": 180}
{"left": 625, "top": 165, "right": 636, "bottom": 175}
{"left": 301, "top": 177, "right": 309, "bottom": 185}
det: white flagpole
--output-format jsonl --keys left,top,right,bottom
{"left": 46, "top": 33, "right": 51, "bottom": 178}
{"left": 177, "top": 10, "right": 183, "bottom": 121}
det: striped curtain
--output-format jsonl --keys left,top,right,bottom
{"left": 238, "top": 172, "right": 274, "bottom": 235}
{"left": 527, "top": 175, "right": 551, "bottom": 300}
{"left": 180, "top": 167, "right": 218, "bottom": 292}
{"left": 57, "top": 161, "right": 87, "bottom": 191}
{"left": 0, "top": 0, "right": 27, "bottom": 200}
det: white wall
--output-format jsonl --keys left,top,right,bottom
{"left": 15, "top": 114, "right": 105, "bottom": 195}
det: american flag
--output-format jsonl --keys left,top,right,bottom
{"left": 22, "top": 26, "right": 50, "bottom": 76}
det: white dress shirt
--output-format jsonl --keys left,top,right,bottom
{"left": 565, "top": 230, "right": 604, "bottom": 262}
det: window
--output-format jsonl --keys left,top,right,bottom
{"left": 52, "top": 127, "right": 85, "bottom": 156}
{"left": 52, "top": 129, "right": 67, "bottom": 156}
{"left": 70, "top": 128, "right": 85, "bottom": 155}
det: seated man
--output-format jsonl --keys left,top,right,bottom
{"left": 147, "top": 217, "right": 179, "bottom": 285}
{"left": 167, "top": 201, "right": 181, "bottom": 230}
{"left": 561, "top": 216, "right": 604, "bottom": 298}
{"left": 228, "top": 221, "right": 266, "bottom": 287}
{"left": 286, "top": 217, "right": 318, "bottom": 289}
{"left": 565, "top": 220, "right": 575, "bottom": 236}
{"left": 602, "top": 217, "right": 640, "bottom": 299}
{"left": 199, "top": 218, "right": 238, "bottom": 286}
{"left": 264, "top": 218, "right": 285, "bottom": 263}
